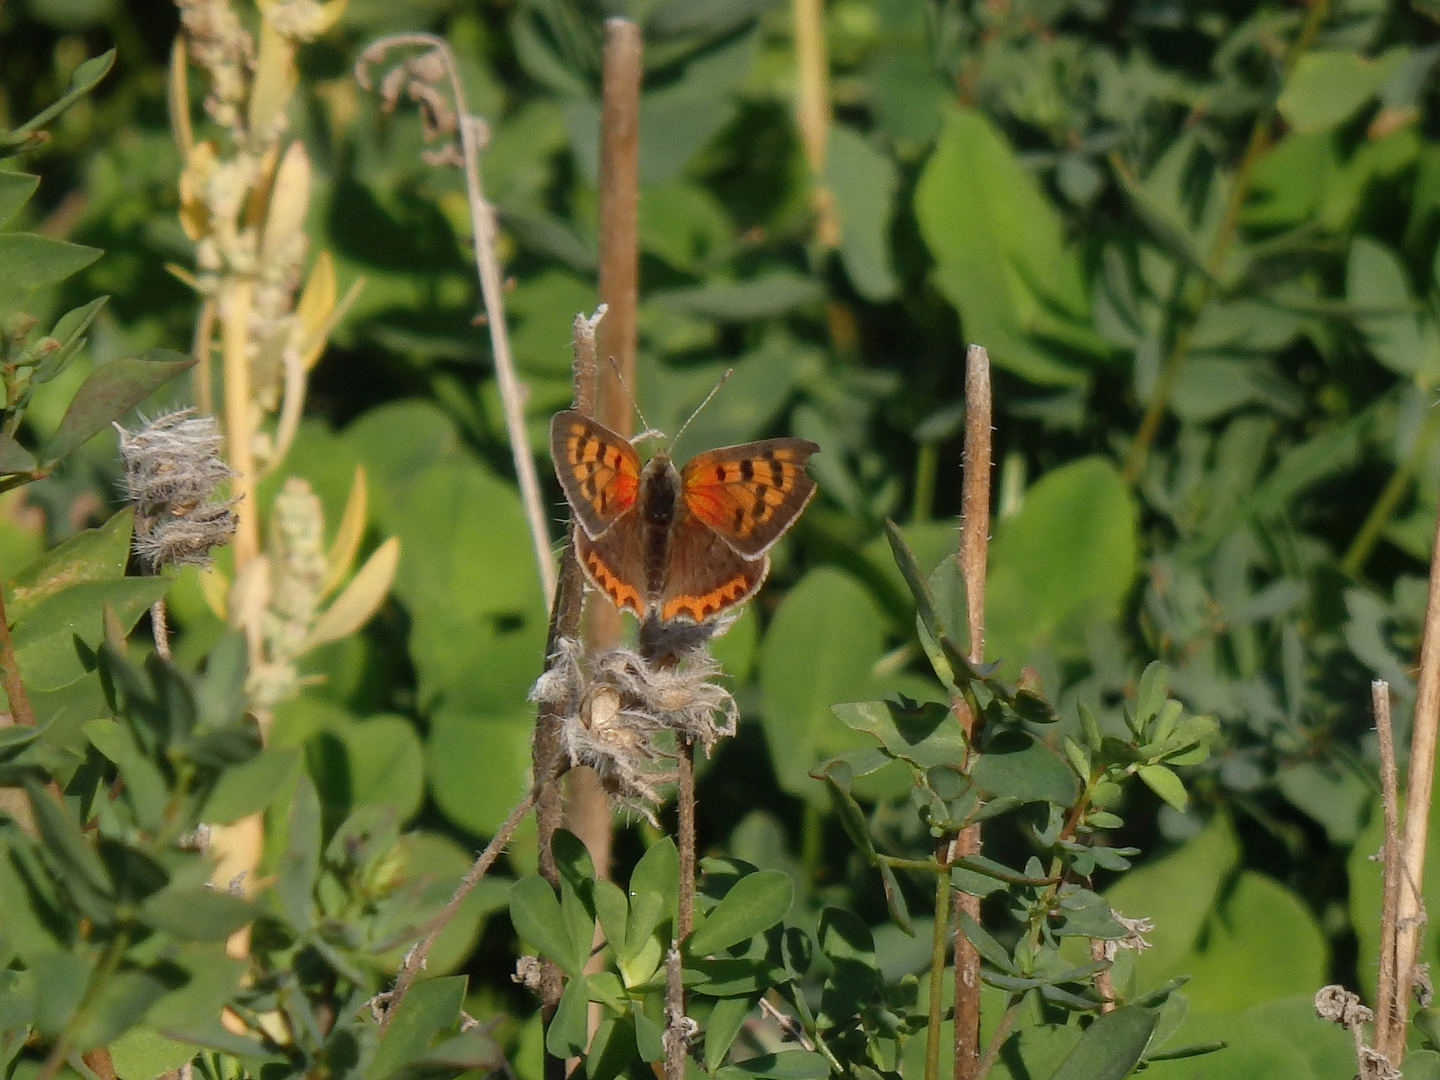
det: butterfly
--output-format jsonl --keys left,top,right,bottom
{"left": 550, "top": 410, "right": 819, "bottom": 624}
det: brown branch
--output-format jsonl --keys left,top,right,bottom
{"left": 953, "top": 344, "right": 992, "bottom": 1080}
{"left": 1391, "top": 495, "right": 1440, "bottom": 1063}
{"left": 1375, "top": 680, "right": 1400, "bottom": 1059}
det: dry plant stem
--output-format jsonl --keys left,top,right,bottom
{"left": 381, "top": 786, "right": 539, "bottom": 1034}
{"left": 1391, "top": 498, "right": 1440, "bottom": 1062}
{"left": 1091, "top": 938, "right": 1116, "bottom": 1013}
{"left": 664, "top": 945, "right": 686, "bottom": 1080}
{"left": 952, "top": 344, "right": 992, "bottom": 1080}
{"left": 676, "top": 740, "right": 697, "bottom": 941}
{"left": 150, "top": 599, "right": 172, "bottom": 661}
{"left": 191, "top": 297, "right": 216, "bottom": 417}
{"left": 1375, "top": 679, "right": 1400, "bottom": 1058}
{"left": 0, "top": 581, "right": 36, "bottom": 728}
{"left": 1120, "top": 0, "right": 1330, "bottom": 484}
{"left": 220, "top": 280, "right": 260, "bottom": 567}
{"left": 791, "top": 0, "right": 839, "bottom": 247}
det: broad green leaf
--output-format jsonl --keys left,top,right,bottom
{"left": 985, "top": 457, "right": 1137, "bottom": 677}
{"left": 6, "top": 507, "right": 133, "bottom": 620}
{"left": 688, "top": 870, "right": 794, "bottom": 956}
{"left": 826, "top": 125, "right": 899, "bottom": 301}
{"left": 426, "top": 707, "right": 534, "bottom": 835}
{"left": 140, "top": 887, "right": 256, "bottom": 942}
{"left": 0, "top": 234, "right": 100, "bottom": 295}
{"left": 511, "top": 875, "right": 583, "bottom": 975}
{"left": 715, "top": 1050, "right": 829, "bottom": 1080}
{"left": 915, "top": 107, "right": 1094, "bottom": 386}
{"left": 970, "top": 731, "right": 1077, "bottom": 805}
{"left": 0, "top": 434, "right": 37, "bottom": 475}
{"left": 84, "top": 718, "right": 167, "bottom": 829}
{"left": 0, "top": 171, "right": 38, "bottom": 228}
{"left": 202, "top": 746, "right": 301, "bottom": 823}
{"left": 630, "top": 835, "right": 679, "bottom": 929}
{"left": 1049, "top": 1005, "right": 1158, "bottom": 1080}
{"left": 12, "top": 576, "right": 170, "bottom": 691}
{"left": 593, "top": 879, "right": 631, "bottom": 960}
{"left": 704, "top": 996, "right": 756, "bottom": 1071}
{"left": 72, "top": 967, "right": 170, "bottom": 1051}
{"left": 1347, "top": 234, "right": 1437, "bottom": 378}
{"left": 40, "top": 348, "right": 195, "bottom": 464}
{"left": 378, "top": 1031, "right": 501, "bottom": 1080}
{"left": 1142, "top": 997, "right": 1352, "bottom": 1080}
{"left": 30, "top": 950, "right": 92, "bottom": 1036}
{"left": 367, "top": 976, "right": 465, "bottom": 1080}
{"left": 277, "top": 773, "right": 321, "bottom": 933}
{"left": 759, "top": 568, "right": 889, "bottom": 800}
{"left": 832, "top": 699, "right": 965, "bottom": 769}
{"left": 545, "top": 974, "right": 590, "bottom": 1058}
{"left": 108, "top": 1028, "right": 198, "bottom": 1080}
{"left": 1279, "top": 49, "right": 1409, "bottom": 132}
{"left": 1138, "top": 764, "right": 1188, "bottom": 811}
{"left": 24, "top": 779, "right": 111, "bottom": 900}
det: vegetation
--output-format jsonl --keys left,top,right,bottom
{"left": 5, "top": 0, "right": 1440, "bottom": 1078}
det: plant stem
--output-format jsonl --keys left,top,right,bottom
{"left": 913, "top": 442, "right": 938, "bottom": 524}
{"left": 0, "top": 576, "right": 35, "bottom": 728}
{"left": 953, "top": 344, "right": 991, "bottom": 1080}
{"left": 150, "top": 598, "right": 172, "bottom": 660}
{"left": 1120, "top": 0, "right": 1330, "bottom": 484}
{"left": 381, "top": 786, "right": 538, "bottom": 1033}
{"left": 973, "top": 994, "right": 1023, "bottom": 1080}
{"left": 791, "top": 0, "right": 838, "bottom": 247}
{"left": 1390, "top": 496, "right": 1440, "bottom": 1065}
{"left": 925, "top": 859, "right": 949, "bottom": 1080}
{"left": 1374, "top": 680, "right": 1400, "bottom": 1059}
{"left": 220, "top": 279, "right": 259, "bottom": 567}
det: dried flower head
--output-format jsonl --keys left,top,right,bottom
{"left": 1100, "top": 911, "right": 1154, "bottom": 961}
{"left": 117, "top": 411, "right": 238, "bottom": 570}
{"left": 530, "top": 633, "right": 740, "bottom": 823}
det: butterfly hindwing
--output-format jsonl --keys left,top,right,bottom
{"left": 576, "top": 522, "right": 649, "bottom": 619}
{"left": 660, "top": 516, "right": 767, "bottom": 624}
{"left": 680, "top": 438, "right": 820, "bottom": 557}
{"left": 550, "top": 410, "right": 642, "bottom": 539}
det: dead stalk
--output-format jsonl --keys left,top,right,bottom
{"left": 791, "top": 0, "right": 838, "bottom": 247}
{"left": 1375, "top": 681, "right": 1400, "bottom": 1055}
{"left": 952, "top": 344, "right": 991, "bottom": 1080}
{"left": 1390, "top": 501, "right": 1440, "bottom": 1060}
{"left": 379, "top": 786, "right": 538, "bottom": 1033}
{"left": 357, "top": 33, "right": 555, "bottom": 608}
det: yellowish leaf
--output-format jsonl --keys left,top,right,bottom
{"left": 168, "top": 38, "right": 192, "bottom": 157}
{"left": 295, "top": 250, "right": 336, "bottom": 365}
{"left": 313, "top": 0, "right": 348, "bottom": 35}
{"left": 199, "top": 565, "right": 230, "bottom": 621}
{"left": 178, "top": 141, "right": 217, "bottom": 242}
{"left": 304, "top": 537, "right": 400, "bottom": 650}
{"left": 248, "top": 18, "right": 296, "bottom": 142}
{"left": 322, "top": 464, "right": 368, "bottom": 598}
{"left": 262, "top": 142, "right": 311, "bottom": 264}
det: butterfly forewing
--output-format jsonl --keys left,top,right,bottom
{"left": 680, "top": 438, "right": 820, "bottom": 557}
{"left": 550, "top": 410, "right": 642, "bottom": 539}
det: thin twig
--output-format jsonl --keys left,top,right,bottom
{"left": 381, "top": 786, "right": 538, "bottom": 1033}
{"left": 1375, "top": 681, "right": 1400, "bottom": 1054}
{"left": 952, "top": 343, "right": 991, "bottom": 1080}
{"left": 925, "top": 865, "right": 948, "bottom": 1080}
{"left": 1391, "top": 491, "right": 1440, "bottom": 1064}
{"left": 676, "top": 740, "right": 696, "bottom": 942}
{"left": 150, "top": 599, "right": 172, "bottom": 661}
{"left": 1092, "top": 937, "right": 1116, "bottom": 1013}
{"left": 973, "top": 993, "right": 1023, "bottom": 1080}
{"left": 663, "top": 944, "right": 687, "bottom": 1080}
{"left": 356, "top": 34, "right": 555, "bottom": 607}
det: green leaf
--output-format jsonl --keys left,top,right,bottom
{"left": 630, "top": 836, "right": 679, "bottom": 929}
{"left": 832, "top": 699, "right": 965, "bottom": 769}
{"left": 0, "top": 234, "right": 101, "bottom": 295}
{"left": 3, "top": 49, "right": 115, "bottom": 145}
{"left": 877, "top": 861, "right": 912, "bottom": 935}
{"left": 1138, "top": 764, "right": 1189, "bottom": 811}
{"left": 367, "top": 976, "right": 465, "bottom": 1080}
{"left": 277, "top": 773, "right": 321, "bottom": 933}
{"left": 652, "top": 272, "right": 823, "bottom": 321}
{"left": 7, "top": 507, "right": 133, "bottom": 620}
{"left": 108, "top": 1028, "right": 199, "bottom": 1080}
{"left": 688, "top": 870, "right": 794, "bottom": 956}
{"left": 0, "top": 434, "right": 37, "bottom": 475}
{"left": 72, "top": 967, "right": 170, "bottom": 1051}
{"left": 24, "top": 778, "right": 111, "bottom": 901}
{"left": 704, "top": 995, "right": 756, "bottom": 1071}
{"left": 1279, "top": 49, "right": 1408, "bottom": 132}
{"left": 715, "top": 1051, "right": 829, "bottom": 1080}
{"left": 0, "top": 171, "right": 39, "bottom": 228}
{"left": 1347, "top": 235, "right": 1435, "bottom": 377}
{"left": 956, "top": 910, "right": 1015, "bottom": 972}
{"left": 35, "top": 296, "right": 109, "bottom": 385}
{"left": 985, "top": 457, "right": 1137, "bottom": 677}
{"left": 40, "top": 348, "right": 195, "bottom": 465}
{"left": 545, "top": 975, "right": 590, "bottom": 1058}
{"left": 759, "top": 568, "right": 889, "bottom": 800}
{"left": 1135, "top": 662, "right": 1170, "bottom": 727}
{"left": 201, "top": 746, "right": 301, "bottom": 823}
{"left": 13, "top": 576, "right": 171, "bottom": 691}
{"left": 511, "top": 875, "right": 583, "bottom": 975}
{"left": 971, "top": 731, "right": 1078, "bottom": 805}
{"left": 30, "top": 950, "right": 92, "bottom": 1036}
{"left": 826, "top": 125, "right": 899, "bottom": 301}
{"left": 1050, "top": 1006, "right": 1158, "bottom": 1080}
{"left": 915, "top": 107, "right": 1094, "bottom": 386}
{"left": 593, "top": 879, "right": 631, "bottom": 960}
{"left": 140, "top": 887, "right": 256, "bottom": 942}
{"left": 84, "top": 718, "right": 168, "bottom": 830}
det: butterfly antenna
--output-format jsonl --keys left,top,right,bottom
{"left": 604, "top": 356, "right": 661, "bottom": 442}
{"left": 670, "top": 368, "right": 734, "bottom": 452}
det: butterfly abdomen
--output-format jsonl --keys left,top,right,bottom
{"left": 639, "top": 458, "right": 681, "bottom": 605}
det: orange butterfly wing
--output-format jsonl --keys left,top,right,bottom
{"left": 550, "top": 410, "right": 641, "bottom": 540}
{"left": 680, "top": 438, "right": 819, "bottom": 558}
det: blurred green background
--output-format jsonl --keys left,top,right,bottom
{"left": 6, "top": 0, "right": 1440, "bottom": 1071}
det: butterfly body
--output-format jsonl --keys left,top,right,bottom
{"left": 551, "top": 410, "right": 819, "bottom": 624}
